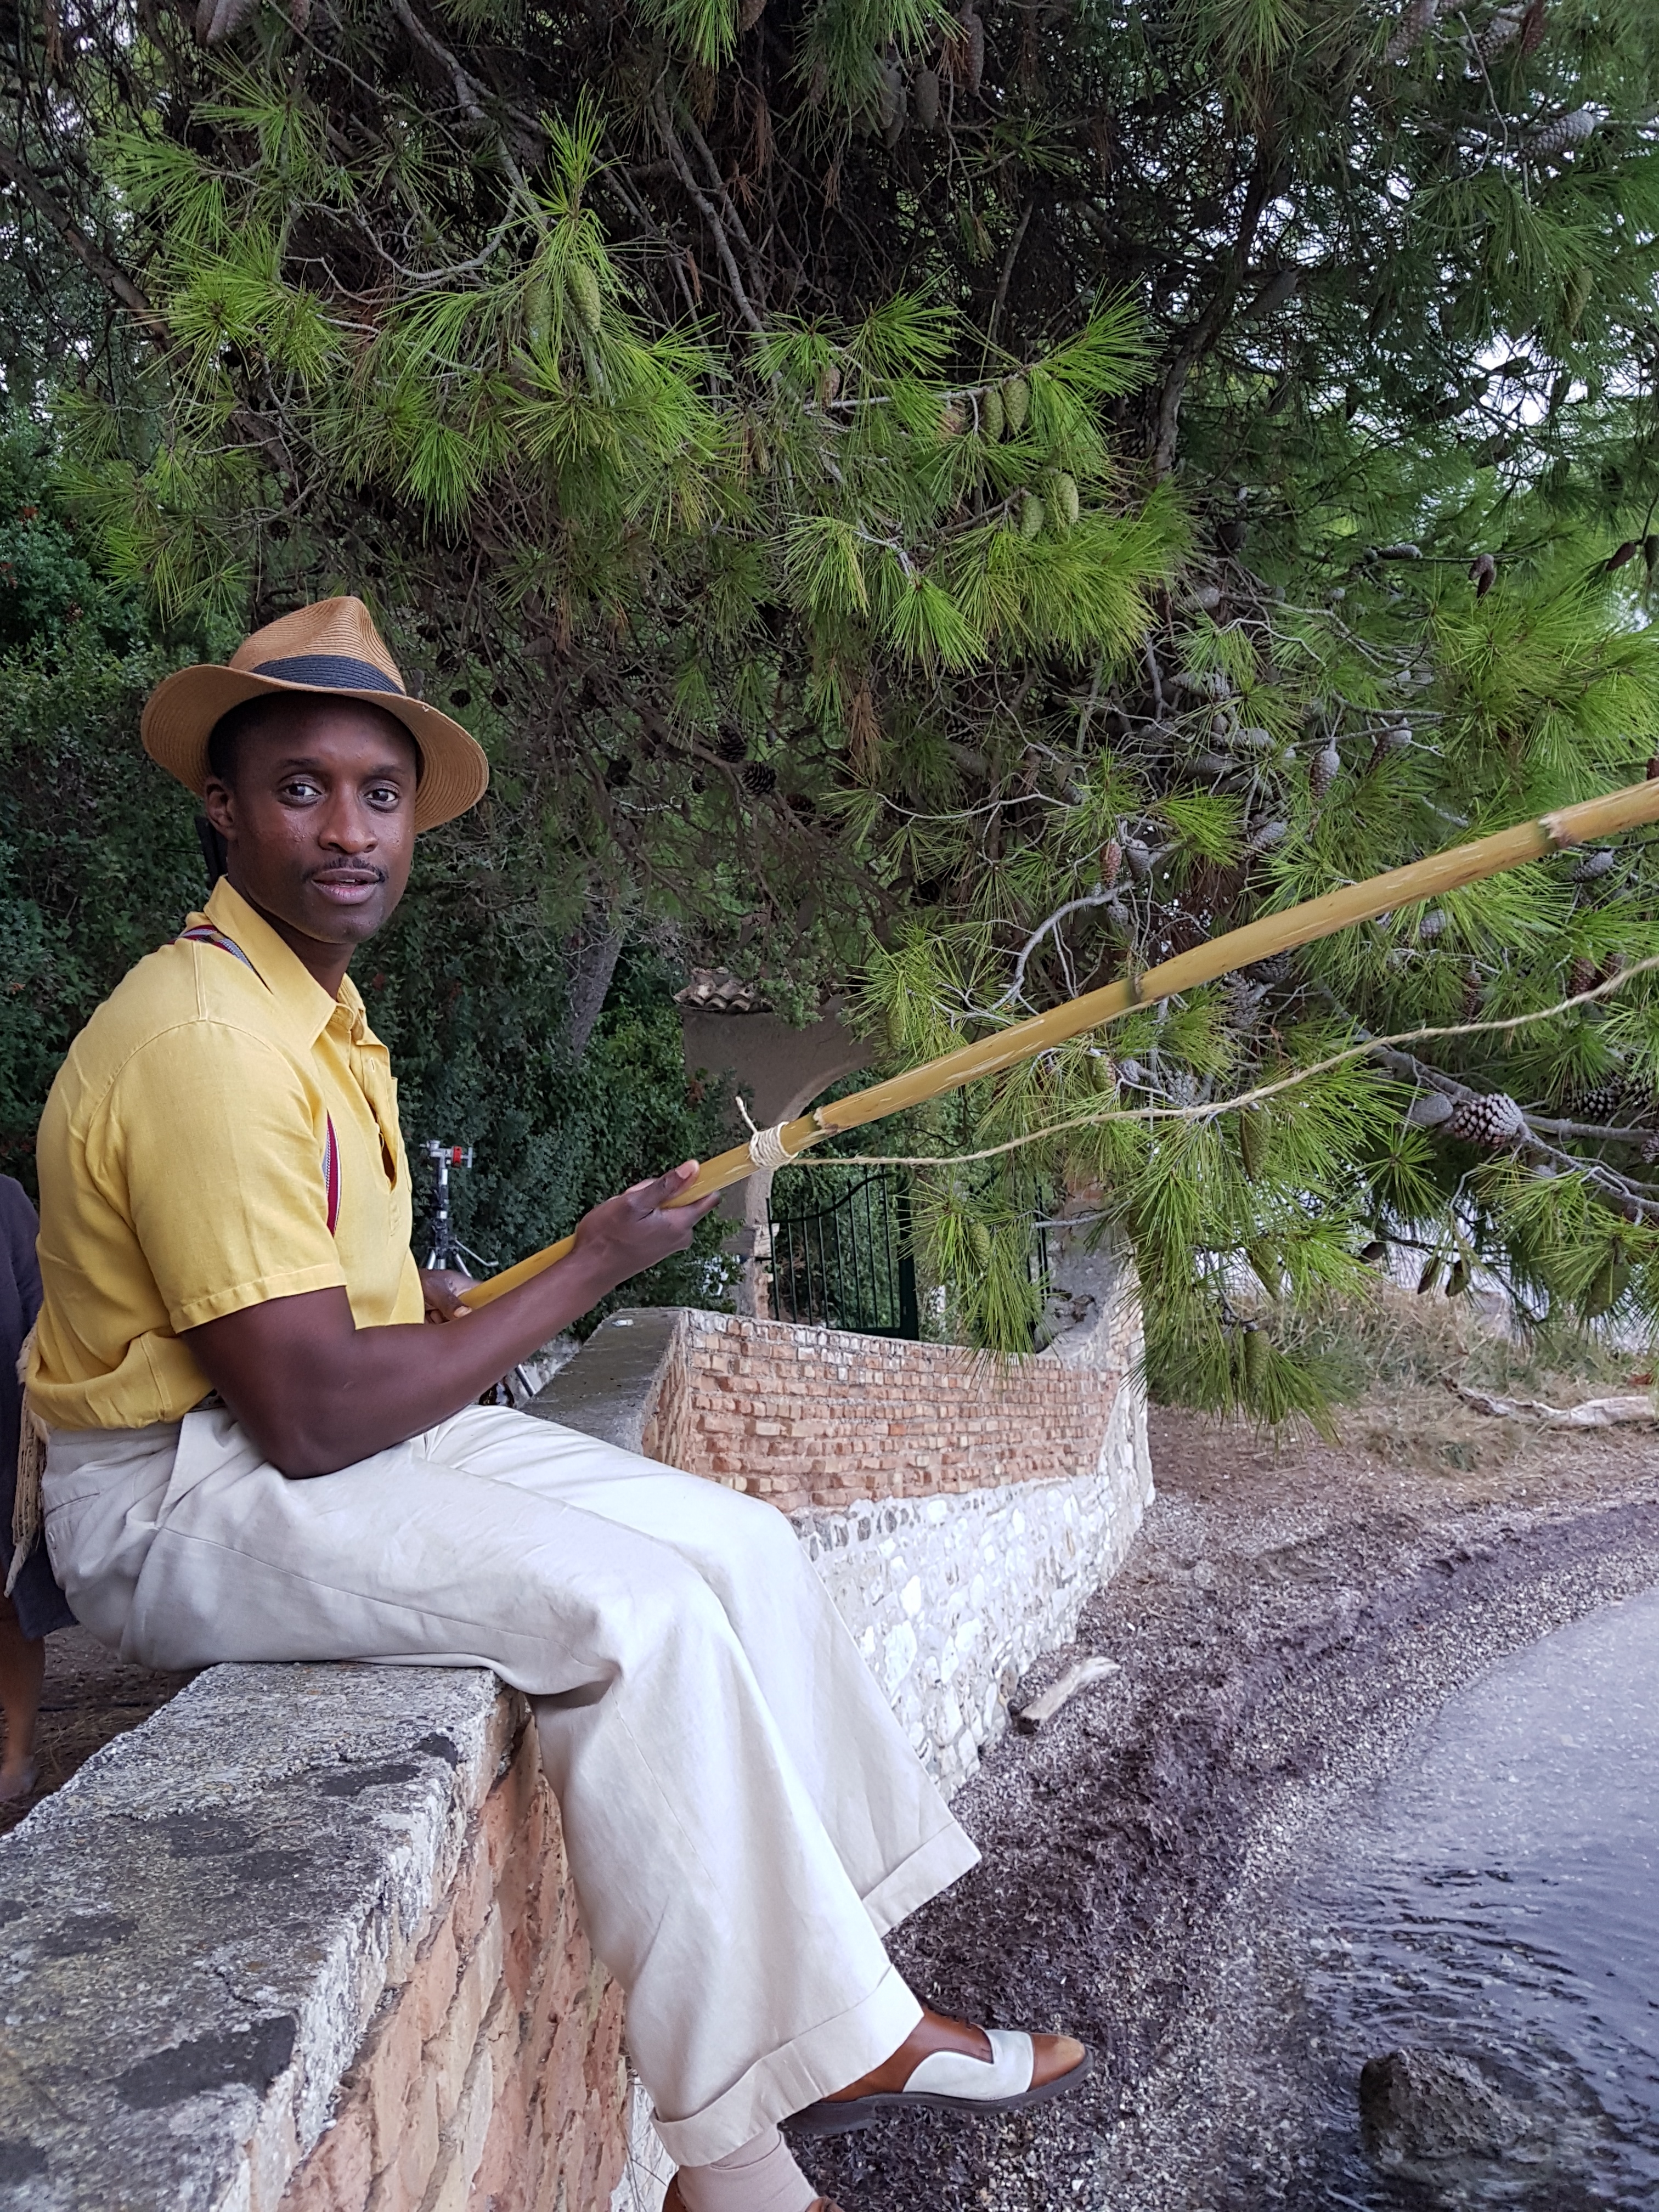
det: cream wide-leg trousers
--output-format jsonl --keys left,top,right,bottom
{"left": 42, "top": 1402, "right": 979, "bottom": 2164}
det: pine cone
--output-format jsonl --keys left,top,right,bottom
{"left": 1523, "top": 105, "right": 1599, "bottom": 161}
{"left": 1568, "top": 957, "right": 1597, "bottom": 996}
{"left": 715, "top": 729, "right": 748, "bottom": 762}
{"left": 1446, "top": 1091, "right": 1524, "bottom": 1147}
{"left": 915, "top": 66, "right": 941, "bottom": 130}
{"left": 1572, "top": 1076, "right": 1627, "bottom": 1122}
{"left": 1367, "top": 721, "right": 1412, "bottom": 770}
{"left": 1382, "top": 0, "right": 1441, "bottom": 65}
{"left": 742, "top": 763, "right": 778, "bottom": 796}
{"left": 1592, "top": 1074, "right": 1659, "bottom": 1126}
{"left": 1479, "top": 4, "right": 1524, "bottom": 58}
{"left": 957, "top": 1, "right": 985, "bottom": 94}
{"left": 566, "top": 263, "right": 603, "bottom": 337}
{"left": 195, "top": 0, "right": 258, "bottom": 42}
{"left": 1469, "top": 552, "right": 1496, "bottom": 596}
{"left": 1310, "top": 741, "right": 1340, "bottom": 796}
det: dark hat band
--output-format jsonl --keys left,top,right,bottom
{"left": 252, "top": 653, "right": 405, "bottom": 695}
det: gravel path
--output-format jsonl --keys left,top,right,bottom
{"left": 802, "top": 1401, "right": 1659, "bottom": 2212}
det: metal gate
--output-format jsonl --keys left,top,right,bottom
{"left": 768, "top": 1170, "right": 921, "bottom": 1339}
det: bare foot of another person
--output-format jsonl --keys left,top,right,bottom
{"left": 0, "top": 1595, "right": 43, "bottom": 1803}
{"left": 787, "top": 2006, "right": 1090, "bottom": 2138}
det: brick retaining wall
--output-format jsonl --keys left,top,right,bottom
{"left": 279, "top": 1702, "right": 625, "bottom": 2212}
{"left": 640, "top": 1308, "right": 1137, "bottom": 1513}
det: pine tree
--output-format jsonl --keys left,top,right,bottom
{"left": 4, "top": 0, "right": 1659, "bottom": 1412}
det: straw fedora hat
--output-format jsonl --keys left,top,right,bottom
{"left": 141, "top": 597, "right": 489, "bottom": 832}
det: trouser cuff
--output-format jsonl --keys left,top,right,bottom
{"left": 648, "top": 1966, "right": 922, "bottom": 2166}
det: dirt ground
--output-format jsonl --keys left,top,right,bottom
{"left": 0, "top": 1629, "right": 192, "bottom": 1839}
{"left": 803, "top": 1390, "right": 1659, "bottom": 2212}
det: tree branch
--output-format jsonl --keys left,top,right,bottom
{"left": 987, "top": 202, "right": 1032, "bottom": 346}
{"left": 650, "top": 87, "right": 766, "bottom": 336}
{"left": 1364, "top": 1039, "right": 1659, "bottom": 1224}
{"left": 991, "top": 888, "right": 1124, "bottom": 1011}
{"left": 0, "top": 142, "right": 167, "bottom": 340}
{"left": 678, "top": 110, "right": 768, "bottom": 314}
{"left": 385, "top": 0, "right": 533, "bottom": 201}
{"left": 1150, "top": 153, "right": 1284, "bottom": 479}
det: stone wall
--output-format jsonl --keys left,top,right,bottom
{"left": 533, "top": 1268, "right": 1152, "bottom": 1797}
{"left": 279, "top": 1696, "right": 625, "bottom": 2212}
{"left": 797, "top": 1380, "right": 1150, "bottom": 1795}
{"left": 0, "top": 1663, "right": 628, "bottom": 2212}
{"left": 0, "top": 1261, "right": 1149, "bottom": 2212}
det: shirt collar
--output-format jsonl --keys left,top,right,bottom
{"left": 201, "top": 879, "right": 371, "bottom": 1050}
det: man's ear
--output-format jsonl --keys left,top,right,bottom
{"left": 202, "top": 777, "right": 236, "bottom": 839}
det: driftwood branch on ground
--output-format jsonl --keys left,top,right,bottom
{"left": 1015, "top": 1655, "right": 1121, "bottom": 1730}
{"left": 1453, "top": 1385, "right": 1657, "bottom": 1427}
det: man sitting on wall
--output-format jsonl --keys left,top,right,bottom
{"left": 24, "top": 599, "right": 1087, "bottom": 2212}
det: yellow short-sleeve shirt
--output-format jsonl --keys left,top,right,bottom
{"left": 27, "top": 879, "right": 424, "bottom": 1432}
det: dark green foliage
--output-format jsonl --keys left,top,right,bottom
{"left": 0, "top": 417, "right": 730, "bottom": 1305}
{"left": 0, "top": 422, "right": 196, "bottom": 1180}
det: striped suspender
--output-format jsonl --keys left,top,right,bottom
{"left": 320, "top": 1113, "right": 341, "bottom": 1237}
{"left": 177, "top": 924, "right": 342, "bottom": 1237}
{"left": 177, "top": 923, "right": 258, "bottom": 969}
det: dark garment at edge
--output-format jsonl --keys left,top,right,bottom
{"left": 0, "top": 1177, "right": 75, "bottom": 1638}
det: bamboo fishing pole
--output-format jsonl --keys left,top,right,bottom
{"left": 459, "top": 772, "right": 1659, "bottom": 1312}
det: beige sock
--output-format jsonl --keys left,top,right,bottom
{"left": 674, "top": 2125, "right": 818, "bottom": 2212}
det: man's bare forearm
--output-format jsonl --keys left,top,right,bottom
{"left": 187, "top": 1246, "right": 616, "bottom": 1474}
{"left": 183, "top": 1164, "right": 718, "bottom": 1475}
